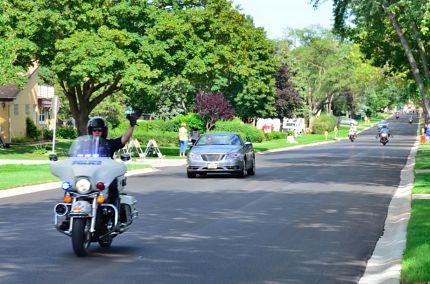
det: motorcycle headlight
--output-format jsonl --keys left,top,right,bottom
{"left": 75, "top": 178, "right": 91, "bottom": 194}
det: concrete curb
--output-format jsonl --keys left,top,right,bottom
{"left": 358, "top": 133, "right": 419, "bottom": 283}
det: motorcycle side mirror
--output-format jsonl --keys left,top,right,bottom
{"left": 49, "top": 153, "right": 58, "bottom": 161}
{"left": 120, "top": 153, "right": 131, "bottom": 161}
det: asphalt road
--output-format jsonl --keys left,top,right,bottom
{"left": 0, "top": 114, "right": 418, "bottom": 284}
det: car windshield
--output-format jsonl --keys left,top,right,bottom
{"left": 68, "top": 135, "right": 110, "bottom": 158}
{"left": 195, "top": 134, "right": 241, "bottom": 146}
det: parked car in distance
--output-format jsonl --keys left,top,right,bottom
{"left": 186, "top": 132, "right": 255, "bottom": 178}
{"left": 338, "top": 117, "right": 358, "bottom": 125}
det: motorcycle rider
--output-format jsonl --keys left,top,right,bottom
{"left": 88, "top": 113, "right": 139, "bottom": 158}
{"left": 378, "top": 124, "right": 391, "bottom": 137}
{"left": 86, "top": 112, "right": 141, "bottom": 215}
{"left": 60, "top": 113, "right": 141, "bottom": 231}
{"left": 349, "top": 123, "right": 357, "bottom": 135}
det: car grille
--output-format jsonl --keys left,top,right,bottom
{"left": 201, "top": 154, "right": 225, "bottom": 161}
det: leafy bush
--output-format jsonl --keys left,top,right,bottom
{"left": 26, "top": 117, "right": 41, "bottom": 140}
{"left": 312, "top": 114, "right": 337, "bottom": 134}
{"left": 265, "top": 131, "right": 288, "bottom": 140}
{"left": 43, "top": 129, "right": 53, "bottom": 140}
{"left": 11, "top": 136, "right": 31, "bottom": 144}
{"left": 132, "top": 131, "right": 179, "bottom": 146}
{"left": 129, "top": 114, "right": 205, "bottom": 137}
{"left": 56, "top": 127, "right": 78, "bottom": 139}
{"left": 32, "top": 144, "right": 52, "bottom": 154}
{"left": 214, "top": 118, "right": 265, "bottom": 142}
{"left": 172, "top": 113, "right": 205, "bottom": 133}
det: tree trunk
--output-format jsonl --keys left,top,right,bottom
{"left": 383, "top": 1, "right": 430, "bottom": 122}
{"left": 60, "top": 78, "right": 121, "bottom": 136}
{"left": 279, "top": 117, "right": 284, "bottom": 132}
{"left": 412, "top": 22, "right": 430, "bottom": 86}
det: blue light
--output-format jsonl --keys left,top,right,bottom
{"left": 61, "top": 181, "right": 72, "bottom": 191}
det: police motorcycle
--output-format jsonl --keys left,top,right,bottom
{"left": 377, "top": 124, "right": 391, "bottom": 146}
{"left": 50, "top": 135, "right": 138, "bottom": 256}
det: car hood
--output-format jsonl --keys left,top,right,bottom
{"left": 190, "top": 145, "right": 241, "bottom": 154}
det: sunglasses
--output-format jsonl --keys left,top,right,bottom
{"left": 92, "top": 128, "right": 103, "bottom": 133}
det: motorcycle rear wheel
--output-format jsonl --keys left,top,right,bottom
{"left": 72, "top": 218, "right": 91, "bottom": 256}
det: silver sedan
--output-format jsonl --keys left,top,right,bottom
{"left": 186, "top": 132, "right": 256, "bottom": 178}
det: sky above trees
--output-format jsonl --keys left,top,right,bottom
{"left": 231, "top": 0, "right": 334, "bottom": 39}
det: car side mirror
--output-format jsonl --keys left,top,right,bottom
{"left": 49, "top": 153, "right": 58, "bottom": 161}
{"left": 120, "top": 153, "right": 131, "bottom": 161}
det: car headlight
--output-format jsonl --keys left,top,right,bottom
{"left": 75, "top": 178, "right": 91, "bottom": 194}
{"left": 227, "top": 152, "right": 240, "bottom": 159}
{"left": 188, "top": 153, "right": 201, "bottom": 160}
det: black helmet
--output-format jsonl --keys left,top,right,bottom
{"left": 87, "top": 116, "right": 108, "bottom": 138}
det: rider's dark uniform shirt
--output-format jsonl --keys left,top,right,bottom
{"left": 107, "top": 137, "right": 124, "bottom": 159}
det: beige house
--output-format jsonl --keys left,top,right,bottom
{"left": 0, "top": 66, "right": 55, "bottom": 144}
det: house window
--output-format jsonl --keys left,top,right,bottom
{"left": 14, "top": 104, "right": 19, "bottom": 115}
{"left": 39, "top": 110, "right": 46, "bottom": 123}
{"left": 25, "top": 104, "right": 30, "bottom": 115}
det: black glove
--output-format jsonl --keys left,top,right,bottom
{"left": 126, "top": 113, "right": 138, "bottom": 126}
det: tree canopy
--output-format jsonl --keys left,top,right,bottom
{"left": 311, "top": 0, "right": 430, "bottom": 121}
{"left": 0, "top": 0, "right": 277, "bottom": 134}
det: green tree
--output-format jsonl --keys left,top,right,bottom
{"left": 138, "top": 0, "right": 278, "bottom": 121}
{"left": 2, "top": 0, "right": 277, "bottom": 132}
{"left": 1, "top": 0, "right": 159, "bottom": 134}
{"left": 311, "top": 0, "right": 430, "bottom": 121}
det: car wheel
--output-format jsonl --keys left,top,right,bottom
{"left": 187, "top": 170, "right": 196, "bottom": 178}
{"left": 237, "top": 160, "right": 246, "bottom": 178}
{"left": 247, "top": 156, "right": 255, "bottom": 176}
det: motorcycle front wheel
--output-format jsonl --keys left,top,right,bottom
{"left": 72, "top": 218, "right": 91, "bottom": 256}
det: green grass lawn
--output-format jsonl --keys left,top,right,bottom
{"left": 401, "top": 143, "right": 430, "bottom": 282}
{"left": 0, "top": 120, "right": 375, "bottom": 190}
{"left": 0, "top": 164, "right": 59, "bottom": 190}
{"left": 412, "top": 173, "right": 430, "bottom": 194}
{"left": 401, "top": 200, "right": 430, "bottom": 282}
{"left": 0, "top": 163, "right": 150, "bottom": 190}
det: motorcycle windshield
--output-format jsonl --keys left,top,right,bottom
{"left": 68, "top": 135, "right": 110, "bottom": 158}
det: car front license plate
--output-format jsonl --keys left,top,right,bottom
{"left": 208, "top": 163, "right": 217, "bottom": 169}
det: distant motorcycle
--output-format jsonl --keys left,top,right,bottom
{"left": 379, "top": 132, "right": 390, "bottom": 146}
{"left": 395, "top": 112, "right": 400, "bottom": 119}
{"left": 50, "top": 135, "right": 138, "bottom": 256}
{"left": 348, "top": 130, "right": 357, "bottom": 142}
{"left": 409, "top": 117, "right": 413, "bottom": 124}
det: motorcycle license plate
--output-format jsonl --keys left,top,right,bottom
{"left": 71, "top": 201, "right": 92, "bottom": 215}
{"left": 208, "top": 163, "right": 217, "bottom": 169}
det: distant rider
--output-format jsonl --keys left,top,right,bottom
{"left": 349, "top": 124, "right": 357, "bottom": 136}
{"left": 378, "top": 125, "right": 391, "bottom": 138}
